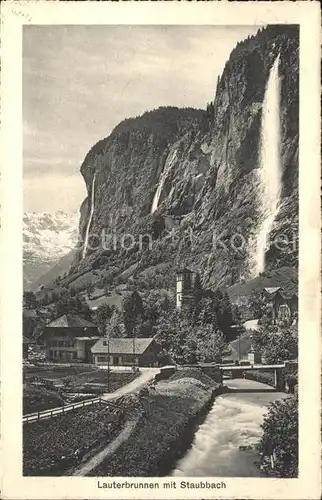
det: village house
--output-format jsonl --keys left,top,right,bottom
{"left": 91, "top": 337, "right": 159, "bottom": 367}
{"left": 43, "top": 314, "right": 100, "bottom": 362}
{"left": 261, "top": 287, "right": 298, "bottom": 324}
{"left": 23, "top": 336, "right": 34, "bottom": 358}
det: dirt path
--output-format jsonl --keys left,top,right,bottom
{"left": 101, "top": 369, "right": 158, "bottom": 400}
{"left": 72, "top": 417, "right": 140, "bottom": 476}
{"left": 71, "top": 370, "right": 158, "bottom": 476}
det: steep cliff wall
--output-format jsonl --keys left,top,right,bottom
{"left": 72, "top": 25, "right": 298, "bottom": 292}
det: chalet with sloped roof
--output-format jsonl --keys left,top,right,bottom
{"left": 43, "top": 314, "right": 100, "bottom": 362}
{"left": 261, "top": 287, "right": 298, "bottom": 324}
{"left": 91, "top": 337, "right": 159, "bottom": 367}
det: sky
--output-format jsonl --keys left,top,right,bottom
{"left": 23, "top": 25, "right": 259, "bottom": 213}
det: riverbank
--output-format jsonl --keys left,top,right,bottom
{"left": 85, "top": 368, "right": 222, "bottom": 476}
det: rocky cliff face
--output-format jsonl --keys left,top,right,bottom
{"left": 72, "top": 25, "right": 298, "bottom": 292}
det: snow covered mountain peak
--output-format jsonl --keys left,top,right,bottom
{"left": 23, "top": 211, "right": 79, "bottom": 288}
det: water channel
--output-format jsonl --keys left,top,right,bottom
{"left": 172, "top": 378, "right": 288, "bottom": 477}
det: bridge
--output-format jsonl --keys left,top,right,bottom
{"left": 196, "top": 361, "right": 297, "bottom": 392}
{"left": 218, "top": 363, "right": 286, "bottom": 391}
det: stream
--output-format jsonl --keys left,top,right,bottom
{"left": 172, "top": 378, "right": 287, "bottom": 477}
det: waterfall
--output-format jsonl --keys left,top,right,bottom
{"left": 253, "top": 54, "right": 281, "bottom": 276}
{"left": 82, "top": 172, "right": 96, "bottom": 259}
{"left": 151, "top": 150, "right": 177, "bottom": 214}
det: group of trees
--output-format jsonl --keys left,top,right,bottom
{"left": 247, "top": 291, "right": 298, "bottom": 364}
{"left": 191, "top": 274, "right": 235, "bottom": 339}
{"left": 153, "top": 310, "right": 231, "bottom": 365}
{"left": 23, "top": 291, "right": 38, "bottom": 309}
{"left": 251, "top": 325, "right": 298, "bottom": 364}
{"left": 93, "top": 274, "right": 234, "bottom": 365}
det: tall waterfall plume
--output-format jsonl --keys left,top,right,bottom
{"left": 151, "top": 150, "right": 177, "bottom": 214}
{"left": 82, "top": 172, "right": 96, "bottom": 259}
{"left": 252, "top": 54, "right": 282, "bottom": 276}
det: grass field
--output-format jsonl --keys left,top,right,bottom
{"left": 23, "top": 402, "right": 126, "bottom": 476}
{"left": 23, "top": 385, "right": 66, "bottom": 414}
{"left": 24, "top": 364, "right": 98, "bottom": 380}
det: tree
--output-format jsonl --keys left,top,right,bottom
{"left": 259, "top": 397, "right": 298, "bottom": 477}
{"left": 192, "top": 272, "right": 203, "bottom": 310}
{"left": 231, "top": 304, "right": 242, "bottom": 325}
{"left": 23, "top": 291, "right": 37, "bottom": 309}
{"left": 87, "top": 283, "right": 95, "bottom": 297}
{"left": 215, "top": 290, "right": 233, "bottom": 335}
{"left": 55, "top": 294, "right": 84, "bottom": 317}
{"left": 107, "top": 309, "right": 124, "bottom": 338}
{"left": 248, "top": 292, "right": 267, "bottom": 319}
{"left": 251, "top": 325, "right": 298, "bottom": 364}
{"left": 96, "top": 304, "right": 114, "bottom": 336}
{"left": 103, "top": 273, "right": 114, "bottom": 293}
{"left": 196, "top": 297, "right": 219, "bottom": 328}
{"left": 123, "top": 290, "right": 144, "bottom": 337}
{"left": 196, "top": 325, "right": 230, "bottom": 363}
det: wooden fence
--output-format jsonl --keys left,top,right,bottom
{"left": 23, "top": 397, "right": 119, "bottom": 424}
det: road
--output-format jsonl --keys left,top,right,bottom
{"left": 101, "top": 368, "right": 158, "bottom": 401}
{"left": 243, "top": 319, "right": 259, "bottom": 330}
{"left": 173, "top": 378, "right": 289, "bottom": 477}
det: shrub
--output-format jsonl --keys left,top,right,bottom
{"left": 259, "top": 396, "right": 298, "bottom": 477}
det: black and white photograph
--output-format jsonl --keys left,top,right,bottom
{"left": 1, "top": 2, "right": 320, "bottom": 500}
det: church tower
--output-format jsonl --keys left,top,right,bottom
{"left": 176, "top": 268, "right": 193, "bottom": 310}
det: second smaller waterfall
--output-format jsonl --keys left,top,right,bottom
{"left": 151, "top": 150, "right": 177, "bottom": 214}
{"left": 82, "top": 172, "right": 96, "bottom": 259}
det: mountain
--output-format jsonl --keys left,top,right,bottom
{"left": 23, "top": 211, "right": 79, "bottom": 290}
{"left": 49, "top": 25, "right": 299, "bottom": 299}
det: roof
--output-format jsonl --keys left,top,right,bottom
{"left": 279, "top": 290, "right": 298, "bottom": 300}
{"left": 263, "top": 287, "right": 282, "bottom": 294}
{"left": 46, "top": 314, "right": 97, "bottom": 328}
{"left": 23, "top": 336, "right": 35, "bottom": 344}
{"left": 75, "top": 336, "right": 101, "bottom": 341}
{"left": 176, "top": 267, "right": 192, "bottom": 274}
{"left": 91, "top": 337, "right": 154, "bottom": 355}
